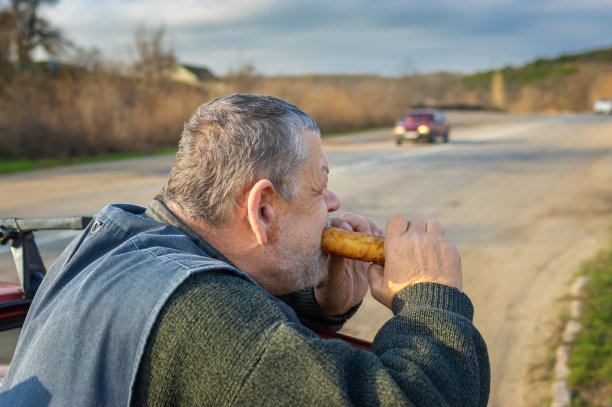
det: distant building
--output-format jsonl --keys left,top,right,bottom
{"left": 169, "top": 64, "right": 217, "bottom": 84}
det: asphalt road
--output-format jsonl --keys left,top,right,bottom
{"left": 1, "top": 111, "right": 611, "bottom": 406}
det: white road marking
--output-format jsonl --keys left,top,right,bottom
{"left": 332, "top": 144, "right": 453, "bottom": 174}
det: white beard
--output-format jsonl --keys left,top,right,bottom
{"left": 273, "top": 217, "right": 328, "bottom": 291}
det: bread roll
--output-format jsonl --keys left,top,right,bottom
{"left": 321, "top": 228, "right": 384, "bottom": 265}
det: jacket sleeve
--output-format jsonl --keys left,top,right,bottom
{"left": 275, "top": 287, "right": 361, "bottom": 331}
{"left": 134, "top": 276, "right": 489, "bottom": 407}
{"left": 235, "top": 283, "right": 490, "bottom": 406}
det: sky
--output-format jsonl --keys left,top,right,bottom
{"left": 37, "top": 0, "right": 612, "bottom": 77}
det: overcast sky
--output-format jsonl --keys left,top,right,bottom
{"left": 39, "top": 0, "right": 612, "bottom": 77}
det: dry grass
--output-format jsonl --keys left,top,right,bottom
{"left": 0, "top": 72, "right": 214, "bottom": 159}
{"left": 0, "top": 72, "right": 440, "bottom": 159}
{"left": 1, "top": 62, "right": 610, "bottom": 160}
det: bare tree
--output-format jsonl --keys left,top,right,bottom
{"left": 131, "top": 23, "right": 176, "bottom": 79}
{"left": 0, "top": 9, "right": 12, "bottom": 79}
{"left": 7, "top": 0, "right": 69, "bottom": 70}
{"left": 70, "top": 45, "right": 104, "bottom": 72}
{"left": 226, "top": 53, "right": 260, "bottom": 91}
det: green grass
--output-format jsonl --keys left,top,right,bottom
{"left": 0, "top": 147, "right": 178, "bottom": 175}
{"left": 567, "top": 247, "right": 612, "bottom": 406}
{"left": 463, "top": 46, "right": 612, "bottom": 89}
{"left": 461, "top": 62, "right": 579, "bottom": 89}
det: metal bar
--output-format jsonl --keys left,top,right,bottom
{"left": 0, "top": 216, "right": 93, "bottom": 232}
{"left": 11, "top": 232, "right": 46, "bottom": 299}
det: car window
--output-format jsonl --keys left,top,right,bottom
{"left": 406, "top": 114, "right": 434, "bottom": 122}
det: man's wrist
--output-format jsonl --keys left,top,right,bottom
{"left": 277, "top": 287, "right": 361, "bottom": 331}
{"left": 314, "top": 286, "right": 353, "bottom": 316}
{"left": 391, "top": 282, "right": 474, "bottom": 320}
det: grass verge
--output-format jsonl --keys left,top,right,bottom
{"left": 567, "top": 247, "right": 612, "bottom": 406}
{"left": 0, "top": 147, "right": 178, "bottom": 175}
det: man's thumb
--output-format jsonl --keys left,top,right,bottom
{"left": 367, "top": 264, "right": 388, "bottom": 307}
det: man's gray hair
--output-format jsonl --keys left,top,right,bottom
{"left": 158, "top": 94, "right": 319, "bottom": 226}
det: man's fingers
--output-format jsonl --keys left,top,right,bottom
{"left": 407, "top": 218, "right": 426, "bottom": 233}
{"left": 330, "top": 212, "right": 384, "bottom": 237}
{"left": 386, "top": 216, "right": 444, "bottom": 237}
{"left": 329, "top": 216, "right": 351, "bottom": 231}
{"left": 369, "top": 220, "right": 385, "bottom": 237}
{"left": 366, "top": 263, "right": 388, "bottom": 306}
{"left": 323, "top": 254, "right": 346, "bottom": 284}
{"left": 385, "top": 213, "right": 409, "bottom": 238}
{"left": 340, "top": 212, "right": 372, "bottom": 234}
{"left": 425, "top": 220, "right": 444, "bottom": 236}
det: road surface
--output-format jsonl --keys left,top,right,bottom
{"left": 1, "top": 111, "right": 611, "bottom": 406}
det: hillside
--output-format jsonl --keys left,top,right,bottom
{"left": 249, "top": 46, "right": 612, "bottom": 118}
{"left": 458, "top": 46, "right": 612, "bottom": 112}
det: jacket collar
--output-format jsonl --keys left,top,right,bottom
{"left": 144, "top": 199, "right": 236, "bottom": 267}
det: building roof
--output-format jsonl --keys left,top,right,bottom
{"left": 180, "top": 64, "right": 216, "bottom": 81}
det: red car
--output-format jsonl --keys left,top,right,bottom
{"left": 393, "top": 108, "right": 450, "bottom": 144}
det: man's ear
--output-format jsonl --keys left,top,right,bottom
{"left": 246, "top": 179, "right": 275, "bottom": 245}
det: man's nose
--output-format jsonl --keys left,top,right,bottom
{"left": 325, "top": 189, "right": 341, "bottom": 213}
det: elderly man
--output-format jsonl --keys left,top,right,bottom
{"left": 1, "top": 94, "right": 489, "bottom": 406}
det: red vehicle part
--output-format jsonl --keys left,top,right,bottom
{"left": 0, "top": 282, "right": 30, "bottom": 331}
{"left": 393, "top": 108, "right": 450, "bottom": 144}
{"left": 0, "top": 216, "right": 92, "bottom": 332}
{"left": 314, "top": 327, "right": 372, "bottom": 351}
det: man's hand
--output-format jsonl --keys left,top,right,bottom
{"left": 314, "top": 213, "right": 384, "bottom": 316}
{"left": 368, "top": 213, "right": 462, "bottom": 310}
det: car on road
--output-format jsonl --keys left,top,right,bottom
{"left": 393, "top": 108, "right": 450, "bottom": 145}
{"left": 593, "top": 98, "right": 612, "bottom": 114}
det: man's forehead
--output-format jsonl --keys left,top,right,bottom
{"left": 312, "top": 151, "right": 329, "bottom": 177}
{"left": 300, "top": 132, "right": 328, "bottom": 185}
{"left": 303, "top": 132, "right": 326, "bottom": 165}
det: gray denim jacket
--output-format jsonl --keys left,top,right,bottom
{"left": 0, "top": 203, "right": 295, "bottom": 406}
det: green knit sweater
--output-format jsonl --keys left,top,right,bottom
{"left": 132, "top": 274, "right": 489, "bottom": 406}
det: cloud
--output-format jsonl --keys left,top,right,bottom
{"left": 38, "top": 0, "right": 612, "bottom": 76}
{"left": 44, "top": 0, "right": 277, "bottom": 26}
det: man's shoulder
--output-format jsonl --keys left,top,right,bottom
{"left": 172, "top": 272, "right": 276, "bottom": 309}
{"left": 152, "top": 272, "right": 289, "bottom": 344}
{"left": 91, "top": 205, "right": 226, "bottom": 265}
{"left": 93, "top": 203, "right": 168, "bottom": 238}
{"left": 135, "top": 272, "right": 293, "bottom": 405}
{"left": 161, "top": 272, "right": 295, "bottom": 330}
